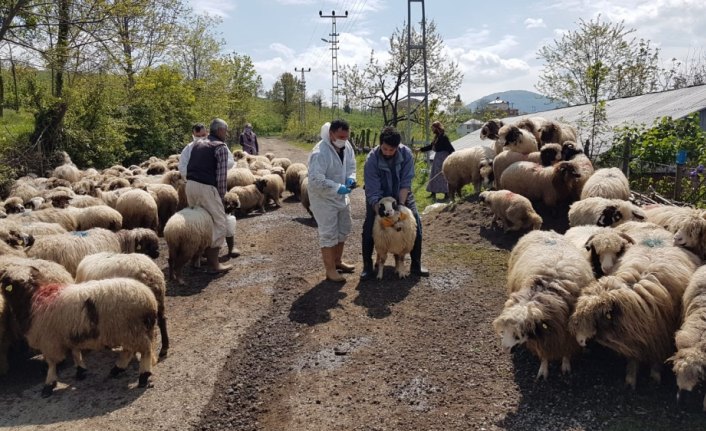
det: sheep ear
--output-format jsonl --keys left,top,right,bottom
{"left": 618, "top": 232, "right": 635, "bottom": 245}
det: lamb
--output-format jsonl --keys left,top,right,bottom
{"left": 115, "top": 188, "right": 159, "bottom": 231}
{"left": 670, "top": 266, "right": 706, "bottom": 410}
{"left": 0, "top": 255, "right": 74, "bottom": 376}
{"left": 76, "top": 252, "right": 169, "bottom": 357}
{"left": 227, "top": 168, "right": 256, "bottom": 189}
{"left": 500, "top": 161, "right": 583, "bottom": 207}
{"left": 372, "top": 197, "right": 418, "bottom": 280}
{"left": 493, "top": 230, "right": 595, "bottom": 379}
{"left": 569, "top": 238, "right": 700, "bottom": 389}
{"left": 67, "top": 205, "right": 123, "bottom": 231}
{"left": 673, "top": 214, "right": 706, "bottom": 260}
{"left": 496, "top": 124, "right": 539, "bottom": 154}
{"left": 441, "top": 146, "right": 495, "bottom": 199}
{"left": 300, "top": 176, "right": 313, "bottom": 217}
{"left": 145, "top": 183, "right": 179, "bottom": 235}
{"left": 580, "top": 167, "right": 630, "bottom": 200}
{"left": 568, "top": 197, "right": 646, "bottom": 228}
{"left": 285, "top": 163, "right": 308, "bottom": 199}
{"left": 261, "top": 174, "right": 285, "bottom": 207}
{"left": 0, "top": 271, "right": 157, "bottom": 396}
{"left": 538, "top": 120, "right": 578, "bottom": 145}
{"left": 224, "top": 179, "right": 267, "bottom": 216}
{"left": 479, "top": 190, "right": 542, "bottom": 232}
{"left": 163, "top": 206, "right": 213, "bottom": 285}
{"left": 27, "top": 228, "right": 159, "bottom": 276}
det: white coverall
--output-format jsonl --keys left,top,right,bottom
{"left": 307, "top": 123, "right": 357, "bottom": 248}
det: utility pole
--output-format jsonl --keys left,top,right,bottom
{"left": 406, "top": 0, "right": 430, "bottom": 149}
{"left": 319, "top": 10, "right": 347, "bottom": 119}
{"left": 295, "top": 67, "right": 311, "bottom": 126}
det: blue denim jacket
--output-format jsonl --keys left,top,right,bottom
{"left": 363, "top": 144, "right": 416, "bottom": 207}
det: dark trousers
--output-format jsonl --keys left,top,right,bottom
{"left": 362, "top": 201, "right": 423, "bottom": 268}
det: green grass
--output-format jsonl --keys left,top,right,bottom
{"left": 0, "top": 109, "right": 34, "bottom": 150}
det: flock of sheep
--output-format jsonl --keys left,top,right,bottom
{"left": 460, "top": 117, "right": 706, "bottom": 409}
{"left": 0, "top": 148, "right": 307, "bottom": 397}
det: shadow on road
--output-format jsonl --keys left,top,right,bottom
{"left": 353, "top": 269, "right": 420, "bottom": 318}
{"left": 288, "top": 279, "right": 347, "bottom": 325}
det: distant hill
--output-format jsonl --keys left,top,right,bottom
{"left": 466, "top": 90, "right": 566, "bottom": 115}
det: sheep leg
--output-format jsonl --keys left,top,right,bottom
{"left": 72, "top": 349, "right": 88, "bottom": 380}
{"left": 625, "top": 359, "right": 639, "bottom": 390}
{"left": 158, "top": 313, "right": 169, "bottom": 357}
{"left": 536, "top": 359, "right": 549, "bottom": 381}
{"left": 42, "top": 359, "right": 60, "bottom": 397}
{"left": 561, "top": 356, "right": 571, "bottom": 375}
{"left": 376, "top": 253, "right": 386, "bottom": 280}
{"left": 110, "top": 350, "right": 133, "bottom": 378}
{"left": 649, "top": 363, "right": 662, "bottom": 384}
{"left": 702, "top": 394, "right": 706, "bottom": 412}
{"left": 395, "top": 254, "right": 409, "bottom": 279}
{"left": 137, "top": 344, "right": 154, "bottom": 388}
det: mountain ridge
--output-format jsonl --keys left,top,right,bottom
{"left": 466, "top": 90, "right": 566, "bottom": 115}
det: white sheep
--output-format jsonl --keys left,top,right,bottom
{"left": 580, "top": 167, "right": 630, "bottom": 200}
{"left": 224, "top": 179, "right": 267, "bottom": 216}
{"left": 52, "top": 164, "right": 81, "bottom": 184}
{"left": 644, "top": 205, "right": 705, "bottom": 233}
{"left": 0, "top": 271, "right": 158, "bottom": 397}
{"left": 491, "top": 150, "right": 528, "bottom": 190}
{"left": 581, "top": 229, "right": 635, "bottom": 277}
{"left": 479, "top": 190, "right": 542, "bottom": 232}
{"left": 496, "top": 124, "right": 539, "bottom": 154}
{"left": 539, "top": 120, "right": 578, "bottom": 145}
{"left": 76, "top": 252, "right": 169, "bottom": 357}
{"left": 27, "top": 228, "right": 160, "bottom": 276}
{"left": 271, "top": 157, "right": 292, "bottom": 172}
{"left": 163, "top": 206, "right": 213, "bottom": 285}
{"left": 261, "top": 174, "right": 285, "bottom": 207}
{"left": 10, "top": 207, "right": 78, "bottom": 231}
{"left": 673, "top": 214, "right": 706, "bottom": 260}
{"left": 494, "top": 230, "right": 595, "bottom": 380}
{"left": 372, "top": 197, "right": 418, "bottom": 280}
{"left": 285, "top": 163, "right": 308, "bottom": 199}
{"left": 500, "top": 161, "right": 583, "bottom": 207}
{"left": 441, "top": 146, "right": 495, "bottom": 199}
{"left": 115, "top": 188, "right": 159, "bottom": 231}
{"left": 67, "top": 205, "right": 123, "bottom": 231}
{"left": 568, "top": 197, "right": 646, "bottom": 228}
{"left": 227, "top": 168, "right": 256, "bottom": 189}
{"left": 670, "top": 266, "right": 706, "bottom": 410}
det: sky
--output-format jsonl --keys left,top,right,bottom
{"left": 189, "top": 0, "right": 706, "bottom": 106}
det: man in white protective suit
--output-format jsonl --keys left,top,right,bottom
{"left": 307, "top": 119, "right": 357, "bottom": 282}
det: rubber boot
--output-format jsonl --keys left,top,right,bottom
{"left": 206, "top": 247, "right": 232, "bottom": 273}
{"left": 410, "top": 225, "right": 429, "bottom": 277}
{"left": 225, "top": 236, "right": 241, "bottom": 258}
{"left": 322, "top": 247, "right": 345, "bottom": 282}
{"left": 334, "top": 242, "right": 355, "bottom": 273}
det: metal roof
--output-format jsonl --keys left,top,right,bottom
{"left": 452, "top": 84, "right": 706, "bottom": 151}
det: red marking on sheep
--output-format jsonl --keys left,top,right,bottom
{"left": 32, "top": 283, "right": 65, "bottom": 310}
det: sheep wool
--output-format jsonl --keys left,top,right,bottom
{"left": 115, "top": 188, "right": 159, "bottom": 231}
{"left": 441, "top": 146, "right": 495, "bottom": 199}
{"left": 497, "top": 125, "right": 539, "bottom": 154}
{"left": 261, "top": 174, "right": 285, "bottom": 207}
{"left": 568, "top": 197, "right": 646, "bottom": 228}
{"left": 164, "top": 206, "right": 213, "bottom": 285}
{"left": 372, "top": 197, "right": 418, "bottom": 280}
{"left": 492, "top": 150, "right": 528, "bottom": 190}
{"left": 500, "top": 161, "right": 583, "bottom": 207}
{"left": 300, "top": 176, "right": 313, "bottom": 217}
{"left": 285, "top": 163, "right": 308, "bottom": 199}
{"left": 580, "top": 167, "right": 630, "bottom": 200}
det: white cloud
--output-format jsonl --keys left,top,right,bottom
{"left": 269, "top": 43, "right": 295, "bottom": 59}
{"left": 524, "top": 18, "right": 546, "bottom": 29}
{"left": 191, "top": 0, "right": 237, "bottom": 18}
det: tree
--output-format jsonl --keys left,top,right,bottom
{"left": 660, "top": 53, "right": 706, "bottom": 90}
{"left": 340, "top": 20, "right": 463, "bottom": 127}
{"left": 536, "top": 16, "right": 660, "bottom": 105}
{"left": 269, "top": 72, "right": 299, "bottom": 121}
{"left": 171, "top": 13, "right": 224, "bottom": 81}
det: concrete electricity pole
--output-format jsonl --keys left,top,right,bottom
{"left": 319, "top": 10, "right": 347, "bottom": 119}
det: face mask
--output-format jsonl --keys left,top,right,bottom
{"left": 333, "top": 139, "right": 347, "bottom": 149}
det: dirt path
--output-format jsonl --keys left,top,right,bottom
{"left": 2, "top": 137, "right": 706, "bottom": 430}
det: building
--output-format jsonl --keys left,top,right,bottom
{"left": 485, "top": 97, "right": 519, "bottom": 117}
{"left": 456, "top": 119, "right": 483, "bottom": 137}
{"left": 453, "top": 85, "right": 706, "bottom": 152}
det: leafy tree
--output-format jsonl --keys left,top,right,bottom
{"left": 536, "top": 16, "right": 660, "bottom": 105}
{"left": 660, "top": 53, "right": 706, "bottom": 90}
{"left": 171, "top": 13, "right": 224, "bottom": 81}
{"left": 268, "top": 72, "right": 299, "bottom": 121}
{"left": 340, "top": 20, "right": 463, "bottom": 127}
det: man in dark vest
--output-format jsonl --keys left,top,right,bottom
{"left": 186, "top": 118, "right": 233, "bottom": 273}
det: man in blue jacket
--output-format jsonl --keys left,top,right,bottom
{"left": 360, "top": 126, "right": 429, "bottom": 280}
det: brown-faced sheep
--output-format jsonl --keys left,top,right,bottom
{"left": 580, "top": 167, "right": 630, "bottom": 200}
{"left": 539, "top": 120, "right": 578, "bottom": 145}
{"left": 372, "top": 197, "right": 418, "bottom": 280}
{"left": 163, "top": 206, "right": 213, "bottom": 285}
{"left": 494, "top": 230, "right": 595, "bottom": 380}
{"left": 0, "top": 272, "right": 157, "bottom": 396}
{"left": 497, "top": 124, "right": 539, "bottom": 154}
{"left": 115, "top": 188, "right": 159, "bottom": 232}
{"left": 673, "top": 214, "right": 706, "bottom": 260}
{"left": 262, "top": 174, "right": 285, "bottom": 207}
{"left": 500, "top": 161, "right": 583, "bottom": 207}
{"left": 568, "top": 197, "right": 646, "bottom": 228}
{"left": 224, "top": 179, "right": 267, "bottom": 216}
{"left": 285, "top": 163, "right": 308, "bottom": 199}
{"left": 441, "top": 146, "right": 496, "bottom": 199}
{"left": 569, "top": 239, "right": 700, "bottom": 389}
{"left": 76, "top": 252, "right": 169, "bottom": 357}
{"left": 670, "top": 266, "right": 706, "bottom": 410}
{"left": 479, "top": 190, "right": 542, "bottom": 232}
{"left": 26, "top": 228, "right": 159, "bottom": 276}
{"left": 227, "top": 168, "right": 256, "bottom": 189}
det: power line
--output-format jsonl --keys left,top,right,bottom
{"left": 319, "top": 9, "right": 348, "bottom": 118}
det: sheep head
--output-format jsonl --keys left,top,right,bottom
{"left": 479, "top": 159, "right": 494, "bottom": 186}
{"left": 570, "top": 278, "right": 625, "bottom": 347}
{"left": 233, "top": 149, "right": 246, "bottom": 160}
{"left": 223, "top": 192, "right": 240, "bottom": 214}
{"left": 4, "top": 197, "right": 25, "bottom": 214}
{"left": 561, "top": 141, "right": 583, "bottom": 161}
{"left": 540, "top": 144, "right": 562, "bottom": 167}
{"left": 584, "top": 231, "right": 634, "bottom": 277}
{"left": 493, "top": 300, "right": 545, "bottom": 353}
{"left": 670, "top": 347, "right": 706, "bottom": 392}
{"left": 0, "top": 228, "right": 34, "bottom": 250}
{"left": 674, "top": 215, "right": 706, "bottom": 258}
{"left": 376, "top": 197, "right": 399, "bottom": 218}
{"left": 130, "top": 228, "right": 160, "bottom": 259}
{"left": 480, "top": 119, "right": 503, "bottom": 140}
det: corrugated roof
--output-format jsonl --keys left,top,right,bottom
{"left": 452, "top": 84, "right": 706, "bottom": 151}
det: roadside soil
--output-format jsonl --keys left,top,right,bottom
{"left": 1, "top": 137, "right": 705, "bottom": 431}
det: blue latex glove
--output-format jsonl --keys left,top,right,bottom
{"left": 345, "top": 178, "right": 357, "bottom": 188}
{"left": 337, "top": 184, "right": 352, "bottom": 195}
